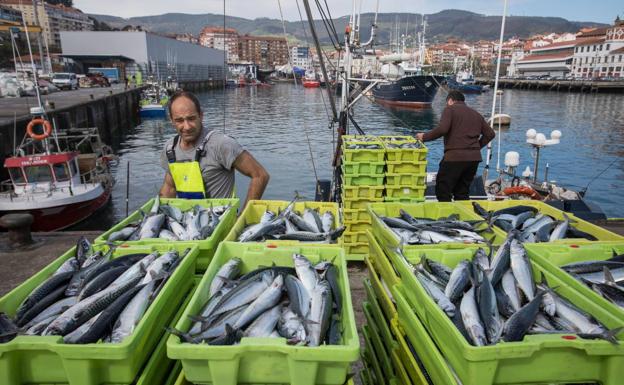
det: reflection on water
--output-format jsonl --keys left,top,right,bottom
{"left": 79, "top": 84, "right": 624, "bottom": 230}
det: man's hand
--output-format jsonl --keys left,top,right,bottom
{"left": 416, "top": 132, "right": 425, "bottom": 142}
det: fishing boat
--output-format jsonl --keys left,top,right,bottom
{"left": 0, "top": 113, "right": 115, "bottom": 231}
{"left": 302, "top": 72, "right": 321, "bottom": 88}
{"left": 372, "top": 19, "right": 444, "bottom": 108}
{"left": 139, "top": 84, "right": 168, "bottom": 118}
{"left": 447, "top": 70, "right": 487, "bottom": 94}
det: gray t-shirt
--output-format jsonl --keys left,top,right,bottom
{"left": 160, "top": 129, "right": 245, "bottom": 198}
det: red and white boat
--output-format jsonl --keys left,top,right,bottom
{"left": 0, "top": 124, "right": 115, "bottom": 231}
{"left": 302, "top": 72, "right": 321, "bottom": 88}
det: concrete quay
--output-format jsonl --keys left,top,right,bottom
{"left": 476, "top": 77, "right": 624, "bottom": 93}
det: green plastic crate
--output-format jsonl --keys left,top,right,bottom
{"left": 363, "top": 313, "right": 395, "bottom": 380}
{"left": 342, "top": 173, "right": 385, "bottom": 186}
{"left": 223, "top": 200, "right": 340, "bottom": 245}
{"left": 341, "top": 148, "right": 385, "bottom": 163}
{"left": 341, "top": 208, "right": 370, "bottom": 223}
{"left": 0, "top": 244, "right": 198, "bottom": 385}
{"left": 385, "top": 173, "right": 426, "bottom": 187}
{"left": 384, "top": 185, "right": 426, "bottom": 200}
{"left": 364, "top": 257, "right": 397, "bottom": 320}
{"left": 363, "top": 300, "right": 396, "bottom": 358}
{"left": 385, "top": 161, "right": 427, "bottom": 175}
{"left": 392, "top": 246, "right": 624, "bottom": 385}
{"left": 368, "top": 202, "right": 507, "bottom": 251}
{"left": 95, "top": 197, "right": 239, "bottom": 271}
{"left": 384, "top": 148, "right": 428, "bottom": 163}
{"left": 135, "top": 278, "right": 198, "bottom": 385}
{"left": 457, "top": 200, "right": 624, "bottom": 243}
{"left": 524, "top": 242, "right": 624, "bottom": 325}
{"left": 389, "top": 344, "right": 416, "bottom": 385}
{"left": 342, "top": 162, "right": 386, "bottom": 175}
{"left": 367, "top": 231, "right": 401, "bottom": 288}
{"left": 341, "top": 185, "right": 385, "bottom": 200}
{"left": 342, "top": 198, "right": 382, "bottom": 210}
{"left": 389, "top": 318, "right": 433, "bottom": 385}
{"left": 341, "top": 231, "right": 368, "bottom": 244}
{"left": 362, "top": 326, "right": 386, "bottom": 385}
{"left": 359, "top": 367, "right": 373, "bottom": 385}
{"left": 341, "top": 241, "right": 369, "bottom": 257}
{"left": 167, "top": 242, "right": 360, "bottom": 385}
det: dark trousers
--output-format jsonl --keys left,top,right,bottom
{"left": 435, "top": 160, "right": 480, "bottom": 202}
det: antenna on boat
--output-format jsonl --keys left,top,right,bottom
{"left": 484, "top": 0, "right": 509, "bottom": 180}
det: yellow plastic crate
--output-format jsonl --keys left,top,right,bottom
{"left": 366, "top": 230, "right": 401, "bottom": 287}
{"left": 342, "top": 173, "right": 385, "bottom": 186}
{"left": 386, "top": 160, "right": 427, "bottom": 174}
{"left": 342, "top": 185, "right": 385, "bottom": 200}
{"left": 385, "top": 173, "right": 426, "bottom": 187}
{"left": 341, "top": 231, "right": 368, "bottom": 244}
{"left": 383, "top": 197, "right": 426, "bottom": 204}
{"left": 342, "top": 208, "right": 371, "bottom": 223}
{"left": 341, "top": 241, "right": 369, "bottom": 256}
{"left": 344, "top": 220, "right": 372, "bottom": 233}
{"left": 342, "top": 162, "right": 386, "bottom": 175}
{"left": 385, "top": 185, "right": 426, "bottom": 200}
{"left": 364, "top": 257, "right": 397, "bottom": 319}
{"left": 341, "top": 197, "right": 383, "bottom": 210}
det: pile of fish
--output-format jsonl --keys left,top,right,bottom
{"left": 344, "top": 143, "right": 383, "bottom": 150}
{"left": 106, "top": 196, "right": 232, "bottom": 242}
{"left": 560, "top": 253, "right": 624, "bottom": 308}
{"left": 472, "top": 202, "right": 597, "bottom": 242}
{"left": 402, "top": 232, "right": 621, "bottom": 346}
{"left": 375, "top": 209, "right": 493, "bottom": 245}
{"left": 172, "top": 254, "right": 342, "bottom": 346}
{"left": 237, "top": 203, "right": 344, "bottom": 243}
{"left": 0, "top": 237, "right": 187, "bottom": 344}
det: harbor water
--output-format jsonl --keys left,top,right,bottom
{"left": 80, "top": 84, "right": 624, "bottom": 230}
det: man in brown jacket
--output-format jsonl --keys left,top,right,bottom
{"left": 416, "top": 90, "right": 495, "bottom": 202}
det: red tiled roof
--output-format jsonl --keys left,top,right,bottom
{"left": 575, "top": 37, "right": 606, "bottom": 46}
{"left": 577, "top": 27, "right": 608, "bottom": 38}
{"left": 518, "top": 50, "right": 574, "bottom": 62}
{"left": 199, "top": 26, "right": 238, "bottom": 35}
{"left": 610, "top": 47, "right": 624, "bottom": 54}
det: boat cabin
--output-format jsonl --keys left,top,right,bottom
{"left": 3, "top": 152, "right": 83, "bottom": 190}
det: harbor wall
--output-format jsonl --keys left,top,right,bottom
{"left": 475, "top": 78, "right": 624, "bottom": 93}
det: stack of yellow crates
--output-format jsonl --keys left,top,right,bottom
{"left": 340, "top": 135, "right": 385, "bottom": 260}
{"left": 380, "top": 135, "right": 428, "bottom": 203}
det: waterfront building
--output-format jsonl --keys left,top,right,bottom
{"left": 291, "top": 46, "right": 312, "bottom": 72}
{"left": 199, "top": 26, "right": 239, "bottom": 62}
{"left": 1, "top": 0, "right": 93, "bottom": 50}
{"left": 60, "top": 31, "right": 225, "bottom": 84}
{"left": 515, "top": 40, "right": 576, "bottom": 77}
{"left": 471, "top": 40, "right": 495, "bottom": 65}
{"left": 0, "top": 3, "right": 21, "bottom": 23}
{"left": 238, "top": 34, "right": 289, "bottom": 68}
{"left": 571, "top": 17, "right": 624, "bottom": 79}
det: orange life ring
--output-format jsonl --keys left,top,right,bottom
{"left": 503, "top": 185, "right": 542, "bottom": 200}
{"left": 26, "top": 118, "right": 52, "bottom": 141}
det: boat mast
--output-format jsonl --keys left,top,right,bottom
{"left": 484, "top": 0, "right": 509, "bottom": 179}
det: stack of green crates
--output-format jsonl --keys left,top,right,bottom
{"left": 340, "top": 135, "right": 386, "bottom": 259}
{"left": 380, "top": 135, "right": 427, "bottom": 203}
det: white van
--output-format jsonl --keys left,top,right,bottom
{"left": 52, "top": 73, "right": 79, "bottom": 90}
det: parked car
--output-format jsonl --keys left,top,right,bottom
{"left": 38, "top": 78, "right": 59, "bottom": 94}
{"left": 51, "top": 72, "right": 78, "bottom": 90}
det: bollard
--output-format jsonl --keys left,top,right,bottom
{"left": 0, "top": 213, "right": 34, "bottom": 247}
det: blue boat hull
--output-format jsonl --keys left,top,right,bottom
{"left": 140, "top": 106, "right": 167, "bottom": 119}
{"left": 447, "top": 81, "right": 485, "bottom": 94}
{"left": 372, "top": 75, "right": 444, "bottom": 108}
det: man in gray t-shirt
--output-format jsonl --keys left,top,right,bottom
{"left": 159, "top": 91, "right": 269, "bottom": 206}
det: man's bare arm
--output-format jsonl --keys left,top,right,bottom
{"left": 159, "top": 172, "right": 177, "bottom": 198}
{"left": 233, "top": 151, "right": 269, "bottom": 209}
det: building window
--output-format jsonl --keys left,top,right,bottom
{"left": 600, "top": 44, "right": 603, "bottom": 50}
{"left": 593, "top": 45, "right": 596, "bottom": 51}
{"left": 620, "top": 55, "right": 623, "bottom": 62}
{"left": 606, "top": 43, "right": 610, "bottom": 50}
{"left": 613, "top": 56, "right": 616, "bottom": 63}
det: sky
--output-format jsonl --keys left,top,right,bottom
{"left": 74, "top": 0, "right": 621, "bottom": 24}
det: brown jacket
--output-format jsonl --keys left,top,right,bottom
{"left": 422, "top": 101, "right": 496, "bottom": 162}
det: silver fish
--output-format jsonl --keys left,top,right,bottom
{"left": 510, "top": 239, "right": 535, "bottom": 301}
{"left": 108, "top": 226, "right": 138, "bottom": 242}
{"left": 460, "top": 287, "right": 487, "bottom": 346}
{"left": 110, "top": 280, "right": 156, "bottom": 343}
{"left": 293, "top": 253, "right": 319, "bottom": 297}
{"left": 245, "top": 304, "right": 282, "bottom": 338}
{"left": 138, "top": 214, "right": 165, "bottom": 240}
{"left": 307, "top": 280, "right": 332, "bottom": 346}
{"left": 445, "top": 260, "right": 472, "bottom": 303}
{"left": 158, "top": 229, "right": 179, "bottom": 241}
{"left": 233, "top": 275, "right": 284, "bottom": 329}
{"left": 501, "top": 270, "right": 521, "bottom": 312}
{"left": 416, "top": 272, "right": 455, "bottom": 317}
{"left": 278, "top": 307, "right": 306, "bottom": 342}
{"left": 321, "top": 211, "right": 334, "bottom": 233}
{"left": 209, "top": 258, "right": 242, "bottom": 297}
